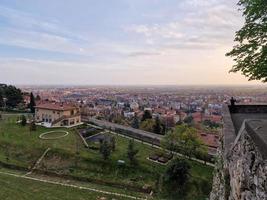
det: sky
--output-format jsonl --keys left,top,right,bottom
{"left": 0, "top": 0, "right": 263, "bottom": 85}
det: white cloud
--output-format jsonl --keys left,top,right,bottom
{"left": 0, "top": 1, "right": 256, "bottom": 85}
{"left": 125, "top": 0, "right": 243, "bottom": 50}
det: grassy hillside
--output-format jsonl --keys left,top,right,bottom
{"left": 0, "top": 172, "right": 126, "bottom": 200}
{"left": 0, "top": 114, "right": 214, "bottom": 199}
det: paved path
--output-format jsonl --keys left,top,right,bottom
{"left": 84, "top": 117, "right": 163, "bottom": 141}
{"left": 87, "top": 123, "right": 215, "bottom": 167}
{"left": 0, "top": 171, "right": 147, "bottom": 200}
{"left": 109, "top": 129, "right": 215, "bottom": 167}
{"left": 25, "top": 148, "right": 51, "bottom": 176}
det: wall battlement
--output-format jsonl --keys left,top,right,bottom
{"left": 210, "top": 104, "right": 267, "bottom": 200}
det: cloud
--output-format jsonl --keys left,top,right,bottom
{"left": 125, "top": 0, "right": 243, "bottom": 50}
{"left": 0, "top": 5, "right": 86, "bottom": 41}
{"left": 0, "top": 5, "right": 94, "bottom": 55}
{"left": 128, "top": 51, "right": 162, "bottom": 57}
{"left": 126, "top": 23, "right": 183, "bottom": 40}
{"left": 0, "top": 1, "right": 254, "bottom": 85}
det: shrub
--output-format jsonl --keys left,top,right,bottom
{"left": 163, "top": 158, "right": 191, "bottom": 192}
{"left": 21, "top": 115, "right": 27, "bottom": 126}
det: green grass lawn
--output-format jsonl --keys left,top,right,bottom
{"left": 0, "top": 172, "right": 127, "bottom": 200}
{"left": 0, "top": 114, "right": 214, "bottom": 199}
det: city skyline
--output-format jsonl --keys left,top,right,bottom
{"left": 0, "top": 0, "right": 263, "bottom": 85}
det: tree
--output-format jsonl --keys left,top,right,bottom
{"left": 21, "top": 115, "right": 27, "bottom": 126}
{"left": 29, "top": 121, "right": 37, "bottom": 131}
{"left": 161, "top": 130, "right": 179, "bottom": 153}
{"left": 226, "top": 0, "right": 267, "bottom": 82}
{"left": 183, "top": 115, "right": 194, "bottom": 126}
{"left": 0, "top": 84, "right": 23, "bottom": 108}
{"left": 141, "top": 110, "right": 152, "bottom": 121}
{"left": 153, "top": 116, "right": 162, "bottom": 134}
{"left": 140, "top": 119, "right": 155, "bottom": 132}
{"left": 36, "top": 95, "right": 41, "bottom": 101}
{"left": 163, "top": 158, "right": 191, "bottom": 191}
{"left": 131, "top": 115, "right": 139, "bottom": 129}
{"left": 0, "top": 92, "right": 3, "bottom": 108}
{"left": 203, "top": 119, "right": 220, "bottom": 129}
{"left": 127, "top": 139, "right": 139, "bottom": 165}
{"left": 162, "top": 124, "right": 207, "bottom": 160}
{"left": 99, "top": 139, "right": 111, "bottom": 160}
{"left": 29, "top": 92, "right": 36, "bottom": 113}
{"left": 110, "top": 136, "right": 116, "bottom": 151}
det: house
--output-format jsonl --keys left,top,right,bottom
{"left": 35, "top": 101, "right": 81, "bottom": 127}
{"left": 197, "top": 132, "right": 219, "bottom": 156}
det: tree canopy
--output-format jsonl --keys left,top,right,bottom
{"left": 127, "top": 139, "right": 139, "bottom": 165}
{"left": 141, "top": 110, "right": 152, "bottom": 121}
{"left": 99, "top": 138, "right": 111, "bottom": 160}
{"left": 29, "top": 92, "right": 36, "bottom": 113}
{"left": 163, "top": 158, "right": 191, "bottom": 191}
{"left": 140, "top": 119, "right": 155, "bottom": 132}
{"left": 161, "top": 124, "right": 207, "bottom": 159}
{"left": 226, "top": 0, "right": 267, "bottom": 82}
{"left": 153, "top": 116, "right": 162, "bottom": 134}
{"left": 0, "top": 84, "right": 23, "bottom": 108}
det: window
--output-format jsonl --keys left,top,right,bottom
{"left": 70, "top": 119, "right": 75, "bottom": 125}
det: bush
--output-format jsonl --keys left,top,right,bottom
{"left": 163, "top": 158, "right": 191, "bottom": 192}
{"left": 21, "top": 115, "right": 27, "bottom": 126}
{"left": 29, "top": 121, "right": 36, "bottom": 131}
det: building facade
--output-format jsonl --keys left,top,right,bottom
{"left": 35, "top": 101, "right": 81, "bottom": 127}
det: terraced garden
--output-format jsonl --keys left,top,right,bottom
{"left": 0, "top": 114, "right": 214, "bottom": 199}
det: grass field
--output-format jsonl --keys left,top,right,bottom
{"left": 0, "top": 172, "right": 128, "bottom": 200}
{"left": 0, "top": 114, "right": 214, "bottom": 199}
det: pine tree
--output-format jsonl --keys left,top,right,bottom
{"left": 99, "top": 139, "right": 111, "bottom": 160}
{"left": 29, "top": 121, "right": 37, "bottom": 131}
{"left": 131, "top": 115, "right": 139, "bottom": 129}
{"left": 127, "top": 140, "right": 139, "bottom": 165}
{"left": 110, "top": 136, "right": 116, "bottom": 151}
{"left": 141, "top": 110, "right": 152, "bottom": 121}
{"left": 0, "top": 92, "right": 3, "bottom": 108}
{"left": 21, "top": 115, "right": 27, "bottom": 126}
{"left": 29, "top": 92, "right": 36, "bottom": 113}
{"left": 153, "top": 116, "right": 162, "bottom": 134}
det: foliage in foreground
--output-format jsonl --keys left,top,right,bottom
{"left": 226, "top": 0, "right": 267, "bottom": 82}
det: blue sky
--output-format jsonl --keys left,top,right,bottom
{"left": 0, "top": 0, "right": 261, "bottom": 85}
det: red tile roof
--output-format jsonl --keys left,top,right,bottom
{"left": 35, "top": 101, "right": 78, "bottom": 111}
{"left": 198, "top": 132, "right": 219, "bottom": 148}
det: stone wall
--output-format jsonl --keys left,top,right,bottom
{"left": 228, "top": 130, "right": 267, "bottom": 200}
{"left": 210, "top": 105, "right": 267, "bottom": 200}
